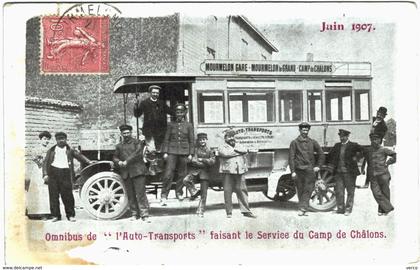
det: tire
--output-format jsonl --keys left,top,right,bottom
{"left": 265, "top": 174, "right": 296, "bottom": 201}
{"left": 80, "top": 171, "right": 129, "bottom": 220}
{"left": 309, "top": 166, "right": 337, "bottom": 212}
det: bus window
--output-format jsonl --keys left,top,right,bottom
{"left": 307, "top": 91, "right": 322, "bottom": 122}
{"left": 355, "top": 90, "right": 370, "bottom": 121}
{"left": 228, "top": 92, "right": 275, "bottom": 123}
{"left": 198, "top": 92, "right": 224, "bottom": 124}
{"left": 279, "top": 91, "right": 302, "bottom": 122}
{"left": 326, "top": 90, "right": 352, "bottom": 121}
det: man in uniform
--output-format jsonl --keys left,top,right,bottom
{"left": 133, "top": 85, "right": 174, "bottom": 151}
{"left": 160, "top": 103, "right": 194, "bottom": 205}
{"left": 113, "top": 124, "right": 150, "bottom": 222}
{"left": 328, "top": 129, "right": 363, "bottom": 216}
{"left": 218, "top": 129, "right": 257, "bottom": 219}
{"left": 363, "top": 133, "right": 396, "bottom": 216}
{"left": 288, "top": 122, "right": 325, "bottom": 216}
{"left": 43, "top": 132, "right": 93, "bottom": 222}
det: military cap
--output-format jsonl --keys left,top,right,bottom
{"left": 369, "top": 132, "right": 381, "bottom": 139}
{"left": 377, "top": 106, "right": 388, "bottom": 116}
{"left": 54, "top": 131, "right": 67, "bottom": 139}
{"left": 224, "top": 129, "right": 236, "bottom": 138}
{"left": 338, "top": 129, "right": 351, "bottom": 136}
{"left": 298, "top": 122, "right": 311, "bottom": 129}
{"left": 197, "top": 133, "right": 208, "bottom": 140}
{"left": 119, "top": 124, "right": 133, "bottom": 132}
{"left": 38, "top": 131, "right": 52, "bottom": 139}
{"left": 148, "top": 85, "right": 161, "bottom": 92}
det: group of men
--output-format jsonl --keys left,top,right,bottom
{"left": 39, "top": 83, "right": 396, "bottom": 222}
{"left": 288, "top": 106, "right": 396, "bottom": 217}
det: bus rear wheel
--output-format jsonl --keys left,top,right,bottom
{"left": 309, "top": 166, "right": 337, "bottom": 212}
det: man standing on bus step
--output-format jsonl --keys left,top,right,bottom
{"left": 362, "top": 133, "right": 396, "bottom": 216}
{"left": 218, "top": 129, "right": 257, "bottom": 219}
{"left": 43, "top": 132, "right": 93, "bottom": 222}
{"left": 161, "top": 103, "right": 194, "bottom": 205}
{"left": 327, "top": 129, "right": 363, "bottom": 216}
{"left": 113, "top": 124, "right": 150, "bottom": 222}
{"left": 288, "top": 122, "right": 325, "bottom": 216}
{"left": 358, "top": 106, "right": 389, "bottom": 189}
{"left": 133, "top": 85, "right": 174, "bottom": 152}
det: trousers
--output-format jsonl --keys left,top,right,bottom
{"left": 295, "top": 169, "right": 316, "bottom": 211}
{"left": 124, "top": 175, "right": 149, "bottom": 217}
{"left": 161, "top": 154, "right": 189, "bottom": 199}
{"left": 223, "top": 174, "right": 251, "bottom": 215}
{"left": 48, "top": 167, "right": 75, "bottom": 219}
{"left": 370, "top": 173, "right": 394, "bottom": 213}
{"left": 334, "top": 172, "right": 356, "bottom": 213}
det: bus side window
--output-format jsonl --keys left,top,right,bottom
{"left": 228, "top": 91, "right": 275, "bottom": 123}
{"left": 279, "top": 91, "right": 303, "bottom": 122}
{"left": 198, "top": 92, "right": 224, "bottom": 124}
{"left": 355, "top": 90, "right": 370, "bottom": 121}
{"left": 326, "top": 89, "right": 352, "bottom": 121}
{"left": 307, "top": 91, "right": 322, "bottom": 122}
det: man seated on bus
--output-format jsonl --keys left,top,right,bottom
{"left": 182, "top": 132, "right": 216, "bottom": 217}
{"left": 327, "top": 129, "right": 363, "bottom": 216}
{"left": 133, "top": 85, "right": 174, "bottom": 152}
{"left": 288, "top": 122, "right": 325, "bottom": 216}
{"left": 218, "top": 129, "right": 257, "bottom": 219}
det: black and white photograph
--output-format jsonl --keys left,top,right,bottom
{"left": 1, "top": 1, "right": 419, "bottom": 268}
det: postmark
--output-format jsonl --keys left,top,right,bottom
{"left": 41, "top": 16, "right": 109, "bottom": 74}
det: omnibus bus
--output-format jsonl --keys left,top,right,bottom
{"left": 77, "top": 59, "right": 372, "bottom": 220}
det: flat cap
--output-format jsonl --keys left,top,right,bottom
{"left": 369, "top": 132, "right": 381, "bottom": 139}
{"left": 338, "top": 129, "right": 351, "bottom": 136}
{"left": 55, "top": 131, "right": 67, "bottom": 138}
{"left": 298, "top": 122, "right": 311, "bottom": 129}
{"left": 148, "top": 85, "right": 161, "bottom": 92}
{"left": 119, "top": 124, "right": 133, "bottom": 132}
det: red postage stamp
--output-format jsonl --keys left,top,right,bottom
{"left": 41, "top": 16, "right": 109, "bottom": 74}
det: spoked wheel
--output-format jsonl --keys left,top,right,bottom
{"left": 264, "top": 174, "right": 296, "bottom": 201}
{"left": 309, "top": 166, "right": 337, "bottom": 212}
{"left": 80, "top": 172, "right": 129, "bottom": 220}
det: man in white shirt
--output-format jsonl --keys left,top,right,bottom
{"left": 43, "top": 132, "right": 92, "bottom": 222}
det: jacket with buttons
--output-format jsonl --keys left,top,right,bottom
{"left": 218, "top": 143, "right": 248, "bottom": 174}
{"left": 113, "top": 138, "right": 148, "bottom": 179}
{"left": 189, "top": 145, "right": 216, "bottom": 180}
{"left": 162, "top": 121, "right": 194, "bottom": 155}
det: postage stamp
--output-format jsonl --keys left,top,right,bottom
{"left": 41, "top": 16, "right": 109, "bottom": 74}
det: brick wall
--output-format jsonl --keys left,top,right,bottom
{"left": 25, "top": 97, "right": 83, "bottom": 159}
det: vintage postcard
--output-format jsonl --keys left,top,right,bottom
{"left": 2, "top": 1, "right": 419, "bottom": 268}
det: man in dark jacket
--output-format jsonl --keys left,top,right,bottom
{"left": 358, "top": 106, "right": 389, "bottom": 189}
{"left": 43, "top": 132, "right": 92, "bottom": 222}
{"left": 288, "top": 122, "right": 325, "bottom": 216}
{"left": 160, "top": 103, "right": 194, "bottom": 205}
{"left": 328, "top": 129, "right": 363, "bottom": 216}
{"left": 113, "top": 124, "right": 150, "bottom": 222}
{"left": 133, "top": 85, "right": 174, "bottom": 151}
